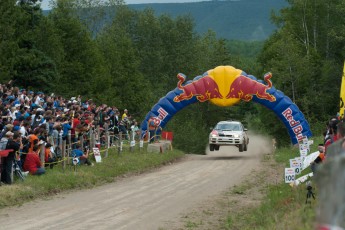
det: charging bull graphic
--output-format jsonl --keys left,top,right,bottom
{"left": 141, "top": 66, "right": 312, "bottom": 145}
{"left": 173, "top": 73, "right": 223, "bottom": 102}
{"left": 226, "top": 72, "right": 276, "bottom": 102}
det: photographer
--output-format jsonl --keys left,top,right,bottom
{"left": 71, "top": 144, "right": 93, "bottom": 166}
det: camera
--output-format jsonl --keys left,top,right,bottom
{"left": 306, "top": 181, "right": 312, "bottom": 190}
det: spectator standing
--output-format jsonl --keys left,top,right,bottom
{"left": 148, "top": 116, "right": 157, "bottom": 143}
{"left": 122, "top": 109, "right": 128, "bottom": 121}
{"left": 118, "top": 116, "right": 129, "bottom": 140}
{"left": 71, "top": 113, "right": 80, "bottom": 143}
{"left": 1, "top": 133, "right": 22, "bottom": 184}
{"left": 0, "top": 131, "right": 13, "bottom": 150}
{"left": 19, "top": 121, "right": 30, "bottom": 138}
{"left": 28, "top": 129, "right": 39, "bottom": 153}
{"left": 61, "top": 117, "right": 72, "bottom": 142}
{"left": 131, "top": 120, "right": 140, "bottom": 140}
{"left": 324, "top": 119, "right": 340, "bottom": 155}
{"left": 0, "top": 124, "right": 13, "bottom": 140}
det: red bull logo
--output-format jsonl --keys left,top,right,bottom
{"left": 173, "top": 73, "right": 223, "bottom": 103}
{"left": 173, "top": 66, "right": 276, "bottom": 106}
{"left": 226, "top": 72, "right": 276, "bottom": 102}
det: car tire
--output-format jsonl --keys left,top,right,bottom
{"left": 209, "top": 144, "right": 215, "bottom": 151}
{"left": 239, "top": 143, "right": 244, "bottom": 152}
{"left": 215, "top": 145, "right": 220, "bottom": 151}
{"left": 244, "top": 143, "right": 248, "bottom": 151}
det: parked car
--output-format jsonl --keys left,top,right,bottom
{"left": 209, "top": 120, "right": 249, "bottom": 152}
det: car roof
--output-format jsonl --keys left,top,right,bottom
{"left": 218, "top": 120, "right": 242, "bottom": 124}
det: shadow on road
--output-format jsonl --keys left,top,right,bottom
{"left": 200, "top": 155, "right": 248, "bottom": 161}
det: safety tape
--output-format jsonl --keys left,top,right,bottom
{"left": 11, "top": 134, "right": 169, "bottom": 166}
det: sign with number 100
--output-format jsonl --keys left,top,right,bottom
{"left": 285, "top": 168, "right": 295, "bottom": 183}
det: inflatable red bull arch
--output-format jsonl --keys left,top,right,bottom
{"left": 141, "top": 65, "right": 312, "bottom": 145}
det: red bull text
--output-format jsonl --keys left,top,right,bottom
{"left": 282, "top": 107, "right": 305, "bottom": 142}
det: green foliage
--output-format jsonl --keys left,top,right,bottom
{"left": 129, "top": 0, "right": 288, "bottom": 41}
{"left": 166, "top": 104, "right": 209, "bottom": 154}
{"left": 255, "top": 0, "right": 345, "bottom": 146}
{"left": 1, "top": 0, "right": 343, "bottom": 150}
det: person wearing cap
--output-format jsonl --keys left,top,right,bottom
{"left": 1, "top": 133, "right": 22, "bottom": 184}
{"left": 23, "top": 144, "right": 45, "bottom": 175}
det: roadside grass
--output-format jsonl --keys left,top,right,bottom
{"left": 0, "top": 147, "right": 185, "bottom": 209}
{"left": 225, "top": 136, "right": 323, "bottom": 230}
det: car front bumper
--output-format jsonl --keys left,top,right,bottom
{"left": 209, "top": 137, "right": 243, "bottom": 145}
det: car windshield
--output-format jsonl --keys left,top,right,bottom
{"left": 216, "top": 123, "right": 241, "bottom": 131}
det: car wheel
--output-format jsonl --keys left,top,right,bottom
{"left": 239, "top": 143, "right": 244, "bottom": 152}
{"left": 215, "top": 145, "right": 220, "bottom": 151}
{"left": 244, "top": 143, "right": 248, "bottom": 151}
{"left": 209, "top": 144, "right": 215, "bottom": 151}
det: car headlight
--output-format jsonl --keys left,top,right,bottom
{"left": 210, "top": 130, "right": 218, "bottom": 137}
{"left": 233, "top": 134, "right": 240, "bottom": 138}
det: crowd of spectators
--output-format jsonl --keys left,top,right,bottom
{"left": 310, "top": 115, "right": 345, "bottom": 173}
{"left": 0, "top": 81, "right": 139, "bottom": 185}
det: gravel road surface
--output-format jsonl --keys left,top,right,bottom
{"left": 0, "top": 134, "right": 271, "bottom": 230}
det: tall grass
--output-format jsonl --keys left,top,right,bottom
{"left": 0, "top": 148, "right": 185, "bottom": 209}
{"left": 225, "top": 136, "right": 323, "bottom": 229}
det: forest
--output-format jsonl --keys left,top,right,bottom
{"left": 0, "top": 0, "right": 344, "bottom": 153}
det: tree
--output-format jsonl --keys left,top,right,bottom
{"left": 0, "top": 0, "right": 20, "bottom": 82}
{"left": 256, "top": 0, "right": 345, "bottom": 145}
{"left": 96, "top": 7, "right": 154, "bottom": 116}
{"left": 48, "top": 0, "right": 110, "bottom": 99}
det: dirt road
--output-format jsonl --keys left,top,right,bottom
{"left": 0, "top": 134, "right": 272, "bottom": 230}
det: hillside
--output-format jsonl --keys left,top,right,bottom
{"left": 129, "top": 0, "right": 288, "bottom": 41}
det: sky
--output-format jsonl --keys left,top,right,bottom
{"left": 40, "top": 0, "right": 210, "bottom": 10}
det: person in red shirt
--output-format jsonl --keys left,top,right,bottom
{"left": 23, "top": 144, "right": 45, "bottom": 175}
{"left": 71, "top": 112, "right": 80, "bottom": 144}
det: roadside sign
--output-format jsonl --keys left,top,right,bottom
{"left": 290, "top": 158, "right": 301, "bottom": 175}
{"left": 285, "top": 168, "right": 295, "bottom": 183}
{"left": 93, "top": 147, "right": 102, "bottom": 163}
{"left": 300, "top": 149, "right": 308, "bottom": 158}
